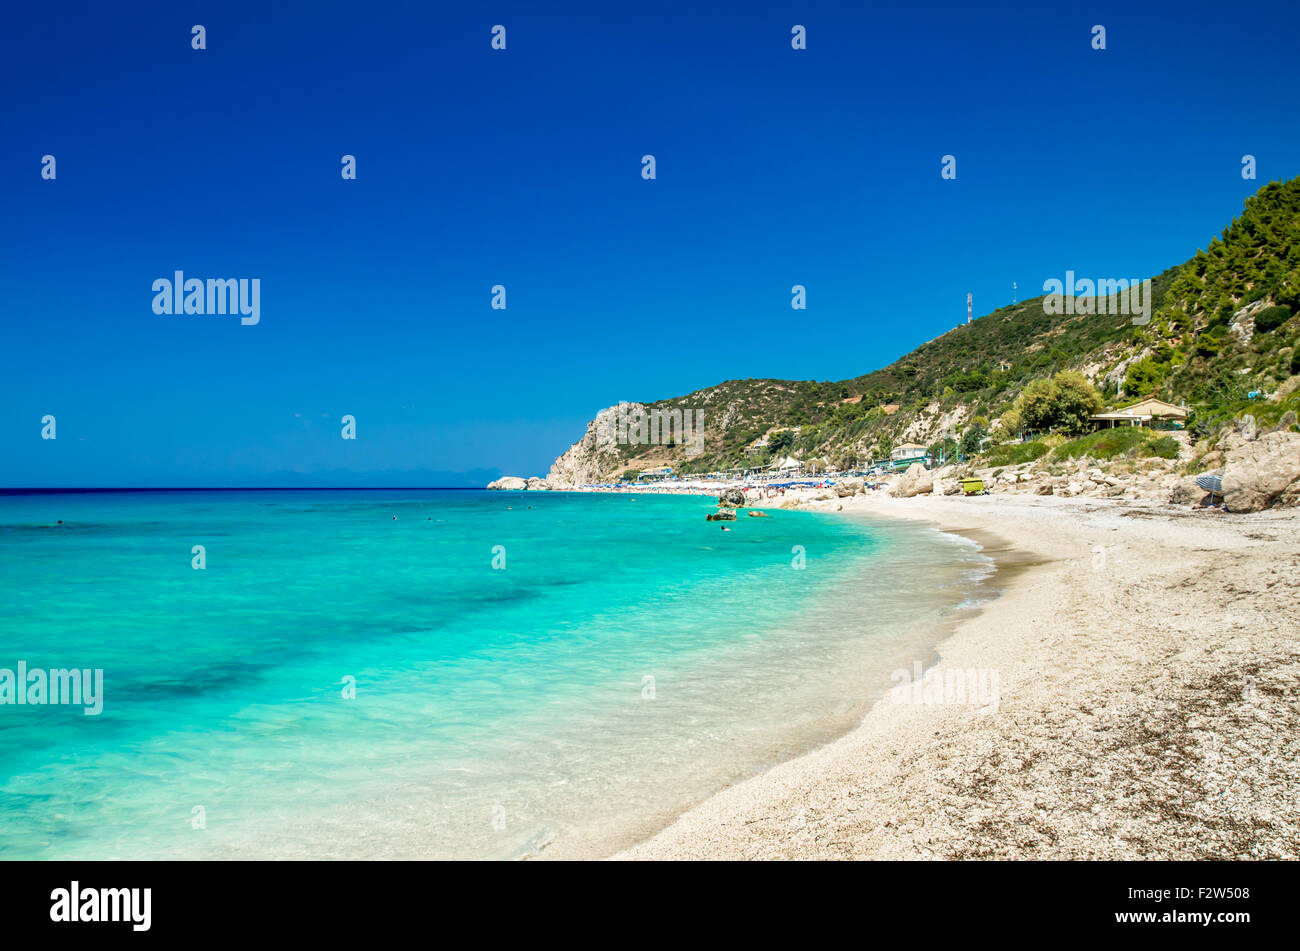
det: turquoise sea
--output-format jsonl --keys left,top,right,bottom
{"left": 0, "top": 489, "right": 991, "bottom": 859}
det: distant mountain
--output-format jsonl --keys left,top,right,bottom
{"left": 548, "top": 178, "right": 1300, "bottom": 484}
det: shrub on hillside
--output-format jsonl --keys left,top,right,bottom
{"left": 960, "top": 424, "right": 988, "bottom": 457}
{"left": 1125, "top": 357, "right": 1168, "bottom": 395}
{"left": 1049, "top": 427, "right": 1180, "bottom": 462}
{"left": 1195, "top": 331, "right": 1225, "bottom": 358}
{"left": 1002, "top": 370, "right": 1105, "bottom": 437}
{"left": 1149, "top": 435, "right": 1182, "bottom": 458}
{"left": 1254, "top": 305, "right": 1293, "bottom": 334}
{"left": 982, "top": 440, "right": 1048, "bottom": 467}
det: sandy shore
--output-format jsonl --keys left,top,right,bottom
{"left": 615, "top": 493, "right": 1300, "bottom": 859}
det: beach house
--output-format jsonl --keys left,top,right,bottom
{"left": 1089, "top": 396, "right": 1187, "bottom": 430}
{"left": 890, "top": 443, "right": 930, "bottom": 466}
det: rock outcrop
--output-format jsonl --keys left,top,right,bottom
{"left": 890, "top": 463, "right": 934, "bottom": 498}
{"left": 1170, "top": 474, "right": 1211, "bottom": 506}
{"left": 546, "top": 402, "right": 644, "bottom": 488}
{"left": 486, "top": 476, "right": 551, "bottom": 491}
{"left": 834, "top": 478, "right": 865, "bottom": 498}
{"left": 717, "top": 488, "right": 746, "bottom": 507}
{"left": 1228, "top": 299, "right": 1273, "bottom": 346}
{"left": 1221, "top": 431, "right": 1300, "bottom": 512}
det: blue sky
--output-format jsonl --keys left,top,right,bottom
{"left": 2, "top": 0, "right": 1298, "bottom": 486}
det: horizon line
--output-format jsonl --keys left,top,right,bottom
{"left": 0, "top": 486, "right": 492, "bottom": 493}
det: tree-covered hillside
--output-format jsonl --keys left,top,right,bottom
{"left": 575, "top": 177, "right": 1300, "bottom": 479}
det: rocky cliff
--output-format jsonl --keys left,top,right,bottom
{"left": 546, "top": 401, "right": 646, "bottom": 487}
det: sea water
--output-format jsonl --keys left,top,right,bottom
{"left": 0, "top": 489, "right": 990, "bottom": 859}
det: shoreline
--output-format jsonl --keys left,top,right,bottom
{"left": 529, "top": 504, "right": 999, "bottom": 861}
{"left": 608, "top": 493, "right": 1300, "bottom": 860}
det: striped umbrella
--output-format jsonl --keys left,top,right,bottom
{"left": 1195, "top": 473, "right": 1224, "bottom": 506}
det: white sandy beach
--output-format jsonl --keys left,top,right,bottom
{"left": 613, "top": 493, "right": 1300, "bottom": 860}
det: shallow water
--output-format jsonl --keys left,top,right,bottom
{"left": 0, "top": 489, "right": 989, "bottom": 859}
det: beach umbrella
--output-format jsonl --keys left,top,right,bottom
{"left": 1195, "top": 473, "right": 1224, "bottom": 506}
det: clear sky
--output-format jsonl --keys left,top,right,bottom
{"left": 2, "top": 0, "right": 1298, "bottom": 486}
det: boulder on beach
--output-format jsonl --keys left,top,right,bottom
{"left": 889, "top": 463, "right": 934, "bottom": 498}
{"left": 1170, "top": 474, "right": 1211, "bottom": 506}
{"left": 1222, "top": 431, "right": 1300, "bottom": 512}
{"left": 486, "top": 476, "right": 528, "bottom": 491}
{"left": 834, "top": 478, "right": 864, "bottom": 498}
{"left": 1219, "top": 414, "right": 1262, "bottom": 452}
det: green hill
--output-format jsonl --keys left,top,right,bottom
{"left": 555, "top": 177, "right": 1300, "bottom": 481}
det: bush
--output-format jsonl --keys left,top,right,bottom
{"left": 1254, "top": 305, "right": 1293, "bottom": 334}
{"left": 768, "top": 430, "right": 795, "bottom": 453}
{"left": 1195, "top": 331, "right": 1224, "bottom": 358}
{"left": 1006, "top": 371, "right": 1105, "bottom": 436}
{"left": 1124, "top": 357, "right": 1167, "bottom": 395}
{"left": 960, "top": 424, "right": 988, "bottom": 457}
{"left": 982, "top": 440, "right": 1049, "bottom": 467}
{"left": 1149, "top": 435, "right": 1182, "bottom": 458}
{"left": 1049, "top": 427, "right": 1180, "bottom": 462}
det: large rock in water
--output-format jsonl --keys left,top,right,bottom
{"left": 486, "top": 476, "right": 528, "bottom": 491}
{"left": 1221, "top": 431, "right": 1300, "bottom": 512}
{"left": 525, "top": 477, "right": 551, "bottom": 491}
{"left": 890, "top": 463, "right": 934, "bottom": 498}
{"left": 717, "top": 488, "right": 746, "bottom": 507}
